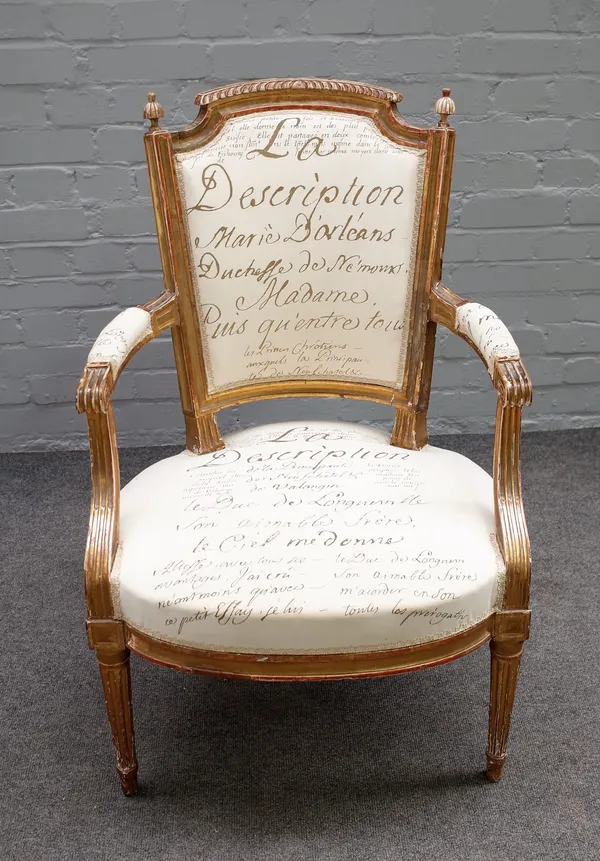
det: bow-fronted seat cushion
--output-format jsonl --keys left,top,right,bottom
{"left": 112, "top": 421, "right": 505, "bottom": 655}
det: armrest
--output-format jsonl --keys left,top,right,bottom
{"left": 88, "top": 307, "right": 153, "bottom": 376}
{"left": 431, "top": 282, "right": 532, "bottom": 407}
{"left": 456, "top": 302, "right": 519, "bottom": 369}
{"left": 76, "top": 292, "right": 177, "bottom": 621}
{"left": 431, "top": 282, "right": 532, "bottom": 612}
{"left": 77, "top": 292, "right": 177, "bottom": 414}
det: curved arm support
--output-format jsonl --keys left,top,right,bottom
{"left": 431, "top": 283, "right": 531, "bottom": 408}
{"left": 77, "top": 293, "right": 177, "bottom": 413}
{"left": 494, "top": 399, "right": 531, "bottom": 610}
{"left": 87, "top": 306, "right": 153, "bottom": 380}
{"left": 76, "top": 293, "right": 178, "bottom": 620}
{"left": 430, "top": 283, "right": 532, "bottom": 610}
{"left": 455, "top": 302, "right": 519, "bottom": 374}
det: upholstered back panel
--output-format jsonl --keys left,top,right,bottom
{"left": 175, "top": 110, "right": 427, "bottom": 395}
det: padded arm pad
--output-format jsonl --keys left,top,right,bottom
{"left": 87, "top": 307, "right": 153, "bottom": 378}
{"left": 455, "top": 302, "right": 520, "bottom": 374}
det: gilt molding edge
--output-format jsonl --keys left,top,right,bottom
{"left": 195, "top": 78, "right": 403, "bottom": 106}
{"left": 76, "top": 363, "right": 113, "bottom": 414}
{"left": 494, "top": 359, "right": 533, "bottom": 408}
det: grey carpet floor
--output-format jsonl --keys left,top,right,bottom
{"left": 1, "top": 428, "right": 599, "bottom": 861}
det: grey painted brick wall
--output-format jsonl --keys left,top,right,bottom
{"left": 1, "top": 0, "right": 599, "bottom": 451}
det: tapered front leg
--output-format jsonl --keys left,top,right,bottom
{"left": 486, "top": 610, "right": 530, "bottom": 782}
{"left": 88, "top": 620, "right": 138, "bottom": 796}
{"left": 487, "top": 639, "right": 524, "bottom": 781}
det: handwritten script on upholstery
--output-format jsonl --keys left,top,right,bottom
{"left": 176, "top": 112, "right": 426, "bottom": 393}
{"left": 115, "top": 423, "right": 503, "bottom": 653}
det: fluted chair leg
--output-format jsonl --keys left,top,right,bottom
{"left": 96, "top": 644, "right": 138, "bottom": 796}
{"left": 486, "top": 637, "right": 525, "bottom": 781}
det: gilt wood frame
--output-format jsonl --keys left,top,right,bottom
{"left": 77, "top": 79, "right": 533, "bottom": 790}
{"left": 144, "top": 78, "right": 455, "bottom": 453}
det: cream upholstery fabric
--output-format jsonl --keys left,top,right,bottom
{"left": 87, "top": 307, "right": 153, "bottom": 377}
{"left": 456, "top": 302, "right": 520, "bottom": 373}
{"left": 112, "top": 421, "right": 504, "bottom": 654}
{"left": 175, "top": 110, "right": 426, "bottom": 394}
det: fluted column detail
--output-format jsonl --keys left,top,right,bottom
{"left": 89, "top": 620, "right": 139, "bottom": 796}
{"left": 97, "top": 648, "right": 137, "bottom": 795}
{"left": 486, "top": 633, "right": 526, "bottom": 781}
{"left": 197, "top": 413, "right": 225, "bottom": 453}
{"left": 391, "top": 407, "right": 427, "bottom": 450}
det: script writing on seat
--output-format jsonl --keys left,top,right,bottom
{"left": 113, "top": 423, "right": 504, "bottom": 653}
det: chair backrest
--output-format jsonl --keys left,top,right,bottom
{"left": 143, "top": 78, "right": 455, "bottom": 452}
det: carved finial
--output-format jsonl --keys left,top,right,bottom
{"left": 143, "top": 92, "right": 164, "bottom": 129}
{"left": 435, "top": 87, "right": 455, "bottom": 127}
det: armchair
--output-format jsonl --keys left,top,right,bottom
{"left": 76, "top": 79, "right": 532, "bottom": 795}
